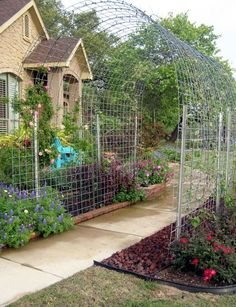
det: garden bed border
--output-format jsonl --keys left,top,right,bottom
{"left": 93, "top": 261, "right": 236, "bottom": 295}
{"left": 74, "top": 182, "right": 166, "bottom": 224}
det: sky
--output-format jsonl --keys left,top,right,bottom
{"left": 62, "top": 0, "right": 236, "bottom": 74}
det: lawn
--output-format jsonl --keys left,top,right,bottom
{"left": 11, "top": 266, "right": 236, "bottom": 307}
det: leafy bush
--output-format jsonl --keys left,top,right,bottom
{"left": 171, "top": 205, "right": 236, "bottom": 285}
{"left": 113, "top": 186, "right": 145, "bottom": 203}
{"left": 0, "top": 184, "right": 74, "bottom": 249}
{"left": 135, "top": 158, "right": 173, "bottom": 187}
{"left": 159, "top": 148, "right": 181, "bottom": 162}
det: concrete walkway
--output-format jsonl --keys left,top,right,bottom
{"left": 0, "top": 186, "right": 177, "bottom": 306}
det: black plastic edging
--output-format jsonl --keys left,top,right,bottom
{"left": 94, "top": 261, "right": 236, "bottom": 295}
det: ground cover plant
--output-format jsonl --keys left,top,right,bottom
{"left": 0, "top": 184, "right": 74, "bottom": 249}
{"left": 171, "top": 204, "right": 236, "bottom": 285}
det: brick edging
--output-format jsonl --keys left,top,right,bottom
{"left": 74, "top": 182, "right": 167, "bottom": 224}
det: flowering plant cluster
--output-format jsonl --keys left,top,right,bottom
{"left": 171, "top": 205, "right": 236, "bottom": 285}
{"left": 135, "top": 158, "right": 173, "bottom": 187}
{"left": 0, "top": 184, "right": 74, "bottom": 249}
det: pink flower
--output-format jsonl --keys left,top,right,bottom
{"left": 38, "top": 152, "right": 43, "bottom": 156}
{"left": 37, "top": 103, "right": 42, "bottom": 109}
{"left": 29, "top": 121, "right": 34, "bottom": 127}
{"left": 34, "top": 111, "right": 39, "bottom": 117}
{"left": 47, "top": 67, "right": 51, "bottom": 72}
{"left": 44, "top": 85, "right": 49, "bottom": 91}
{"left": 191, "top": 258, "right": 199, "bottom": 266}
{"left": 179, "top": 237, "right": 188, "bottom": 244}
{"left": 50, "top": 159, "right": 55, "bottom": 164}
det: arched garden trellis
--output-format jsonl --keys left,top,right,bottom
{"left": 0, "top": 0, "right": 236, "bottom": 243}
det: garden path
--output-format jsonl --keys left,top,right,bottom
{"left": 0, "top": 181, "right": 177, "bottom": 306}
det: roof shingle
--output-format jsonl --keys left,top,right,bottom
{"left": 24, "top": 37, "right": 80, "bottom": 65}
{"left": 0, "top": 0, "right": 32, "bottom": 27}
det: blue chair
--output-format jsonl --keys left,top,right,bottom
{"left": 53, "top": 138, "right": 80, "bottom": 169}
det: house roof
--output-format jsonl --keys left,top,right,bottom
{"left": 0, "top": 0, "right": 31, "bottom": 27}
{"left": 24, "top": 37, "right": 93, "bottom": 79}
{"left": 0, "top": 0, "right": 49, "bottom": 38}
{"left": 24, "top": 37, "right": 80, "bottom": 64}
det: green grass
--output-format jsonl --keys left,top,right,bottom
{"left": 10, "top": 266, "right": 236, "bottom": 307}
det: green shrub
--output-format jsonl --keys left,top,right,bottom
{"left": 0, "top": 185, "right": 74, "bottom": 249}
{"left": 171, "top": 205, "right": 236, "bottom": 285}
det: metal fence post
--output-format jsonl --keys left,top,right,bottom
{"left": 96, "top": 113, "right": 101, "bottom": 164}
{"left": 216, "top": 112, "right": 223, "bottom": 213}
{"left": 134, "top": 114, "right": 138, "bottom": 163}
{"left": 225, "top": 108, "right": 231, "bottom": 189}
{"left": 176, "top": 105, "right": 187, "bottom": 240}
{"left": 34, "top": 111, "right": 39, "bottom": 199}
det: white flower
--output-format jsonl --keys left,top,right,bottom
{"left": 84, "top": 124, "right": 89, "bottom": 130}
{"left": 60, "top": 124, "right": 65, "bottom": 130}
{"left": 4, "top": 190, "right": 8, "bottom": 193}
{"left": 24, "top": 209, "right": 29, "bottom": 214}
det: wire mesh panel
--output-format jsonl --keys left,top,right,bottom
{"left": 0, "top": 0, "right": 236, "bottom": 238}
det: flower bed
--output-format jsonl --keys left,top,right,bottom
{"left": 95, "top": 199, "right": 236, "bottom": 292}
{"left": 0, "top": 184, "right": 74, "bottom": 249}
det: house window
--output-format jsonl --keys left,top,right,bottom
{"left": 63, "top": 79, "right": 70, "bottom": 100}
{"left": 63, "top": 101, "right": 69, "bottom": 116}
{"left": 24, "top": 14, "right": 30, "bottom": 40}
{"left": 0, "top": 74, "right": 19, "bottom": 135}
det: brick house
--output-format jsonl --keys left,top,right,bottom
{"left": 0, "top": 0, "right": 92, "bottom": 134}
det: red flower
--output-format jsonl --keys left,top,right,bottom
{"left": 207, "top": 235, "right": 213, "bottom": 241}
{"left": 191, "top": 258, "right": 199, "bottom": 266}
{"left": 203, "top": 269, "right": 217, "bottom": 282}
{"left": 179, "top": 237, "right": 188, "bottom": 244}
{"left": 222, "top": 247, "right": 233, "bottom": 255}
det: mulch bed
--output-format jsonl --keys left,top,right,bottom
{"left": 96, "top": 198, "right": 236, "bottom": 291}
{"left": 100, "top": 198, "right": 216, "bottom": 277}
{"left": 101, "top": 224, "right": 172, "bottom": 275}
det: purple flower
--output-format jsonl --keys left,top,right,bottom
{"left": 30, "top": 191, "right": 36, "bottom": 199}
{"left": 42, "top": 218, "right": 47, "bottom": 225}
{"left": 35, "top": 204, "right": 40, "bottom": 212}
{"left": 9, "top": 209, "right": 14, "bottom": 216}
{"left": 3, "top": 213, "right": 8, "bottom": 220}
{"left": 50, "top": 202, "right": 55, "bottom": 209}
{"left": 19, "top": 224, "right": 25, "bottom": 233}
{"left": 8, "top": 217, "right": 14, "bottom": 224}
{"left": 57, "top": 215, "right": 63, "bottom": 223}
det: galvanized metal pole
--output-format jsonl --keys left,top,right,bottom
{"left": 96, "top": 113, "right": 101, "bottom": 164}
{"left": 225, "top": 108, "right": 231, "bottom": 188}
{"left": 216, "top": 112, "right": 223, "bottom": 213}
{"left": 34, "top": 111, "right": 39, "bottom": 199}
{"left": 176, "top": 105, "right": 187, "bottom": 240}
{"left": 134, "top": 114, "right": 138, "bottom": 163}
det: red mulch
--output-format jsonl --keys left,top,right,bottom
{"left": 101, "top": 224, "right": 173, "bottom": 276}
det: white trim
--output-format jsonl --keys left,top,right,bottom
{"left": 32, "top": 1, "right": 49, "bottom": 39}
{"left": 23, "top": 62, "right": 68, "bottom": 68}
{"left": 66, "top": 39, "right": 93, "bottom": 80}
{"left": 0, "top": 0, "right": 49, "bottom": 39}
